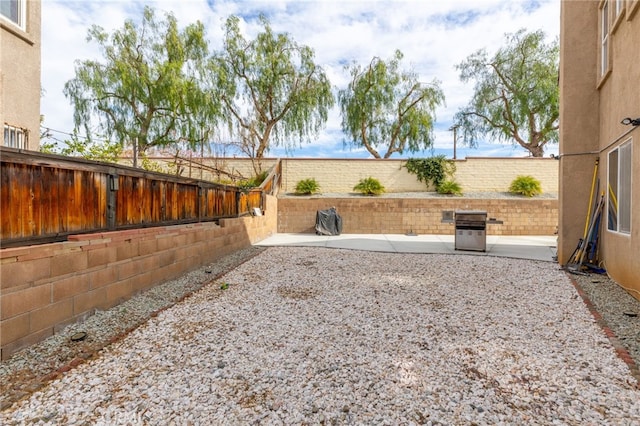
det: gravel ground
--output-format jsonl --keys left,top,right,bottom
{"left": 570, "top": 272, "right": 640, "bottom": 377}
{"left": 0, "top": 246, "right": 266, "bottom": 411}
{"left": 1, "top": 246, "right": 639, "bottom": 424}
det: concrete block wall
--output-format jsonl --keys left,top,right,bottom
{"left": 278, "top": 197, "right": 558, "bottom": 236}
{"left": 0, "top": 196, "right": 277, "bottom": 360}
{"left": 142, "top": 157, "right": 558, "bottom": 195}
{"left": 279, "top": 158, "right": 558, "bottom": 194}
{"left": 454, "top": 158, "right": 558, "bottom": 193}
{"left": 281, "top": 159, "right": 428, "bottom": 193}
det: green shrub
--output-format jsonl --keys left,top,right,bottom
{"left": 215, "top": 178, "right": 234, "bottom": 185}
{"left": 509, "top": 175, "right": 542, "bottom": 197}
{"left": 436, "top": 180, "right": 463, "bottom": 196}
{"left": 237, "top": 171, "right": 269, "bottom": 190}
{"left": 404, "top": 156, "right": 456, "bottom": 189}
{"left": 295, "top": 178, "right": 321, "bottom": 195}
{"left": 353, "top": 177, "right": 385, "bottom": 195}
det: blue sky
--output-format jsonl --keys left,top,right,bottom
{"left": 40, "top": 0, "right": 560, "bottom": 159}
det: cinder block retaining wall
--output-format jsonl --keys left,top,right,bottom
{"left": 0, "top": 196, "right": 277, "bottom": 360}
{"left": 278, "top": 197, "right": 558, "bottom": 236}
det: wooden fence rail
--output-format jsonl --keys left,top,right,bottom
{"left": 0, "top": 147, "right": 279, "bottom": 248}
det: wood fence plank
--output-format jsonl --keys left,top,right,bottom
{"left": 0, "top": 163, "right": 11, "bottom": 238}
{"left": 0, "top": 148, "right": 275, "bottom": 246}
{"left": 31, "top": 165, "right": 42, "bottom": 237}
{"left": 20, "top": 165, "right": 32, "bottom": 238}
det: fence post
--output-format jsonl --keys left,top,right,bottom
{"left": 107, "top": 169, "right": 118, "bottom": 230}
{"left": 197, "top": 183, "right": 203, "bottom": 221}
{"left": 235, "top": 189, "right": 241, "bottom": 217}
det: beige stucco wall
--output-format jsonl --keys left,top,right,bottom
{"left": 559, "top": 0, "right": 600, "bottom": 264}
{"left": 596, "top": 0, "right": 640, "bottom": 296}
{"left": 0, "top": 0, "right": 41, "bottom": 150}
{"left": 560, "top": 0, "right": 640, "bottom": 300}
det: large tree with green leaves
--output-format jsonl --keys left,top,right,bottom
{"left": 454, "top": 29, "right": 559, "bottom": 157}
{"left": 338, "top": 50, "right": 444, "bottom": 159}
{"left": 64, "top": 6, "right": 219, "bottom": 166}
{"left": 40, "top": 132, "right": 123, "bottom": 163}
{"left": 210, "top": 15, "right": 334, "bottom": 165}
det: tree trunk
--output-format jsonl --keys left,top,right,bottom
{"left": 527, "top": 144, "right": 544, "bottom": 157}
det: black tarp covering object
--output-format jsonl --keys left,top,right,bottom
{"left": 315, "top": 207, "right": 343, "bottom": 235}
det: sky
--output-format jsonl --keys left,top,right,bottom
{"left": 40, "top": 0, "right": 560, "bottom": 159}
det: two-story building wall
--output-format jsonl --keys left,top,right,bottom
{"left": 560, "top": 0, "right": 640, "bottom": 299}
{"left": 1, "top": 0, "right": 41, "bottom": 150}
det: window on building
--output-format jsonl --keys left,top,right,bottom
{"left": 612, "top": 0, "right": 626, "bottom": 30}
{"left": 601, "top": 1, "right": 610, "bottom": 77}
{"left": 0, "top": 0, "right": 25, "bottom": 28}
{"left": 608, "top": 139, "right": 632, "bottom": 234}
{"left": 3, "top": 124, "right": 28, "bottom": 149}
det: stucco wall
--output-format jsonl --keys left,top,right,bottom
{"left": 1, "top": 0, "right": 41, "bottom": 150}
{"left": 558, "top": 0, "right": 600, "bottom": 264}
{"left": 595, "top": 2, "right": 640, "bottom": 298}
{"left": 560, "top": 0, "right": 640, "bottom": 301}
{"left": 278, "top": 197, "right": 558, "bottom": 236}
{"left": 0, "top": 195, "right": 277, "bottom": 360}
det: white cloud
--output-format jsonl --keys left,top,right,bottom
{"left": 40, "top": 0, "right": 560, "bottom": 158}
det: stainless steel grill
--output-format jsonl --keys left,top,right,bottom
{"left": 454, "top": 210, "right": 487, "bottom": 252}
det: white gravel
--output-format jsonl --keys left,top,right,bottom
{"left": 2, "top": 247, "right": 639, "bottom": 425}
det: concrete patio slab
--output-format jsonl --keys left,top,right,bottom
{"left": 255, "top": 233, "right": 558, "bottom": 262}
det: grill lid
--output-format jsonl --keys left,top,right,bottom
{"left": 455, "top": 210, "right": 487, "bottom": 223}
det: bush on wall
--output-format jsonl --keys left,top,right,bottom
{"left": 295, "top": 178, "right": 321, "bottom": 195}
{"left": 353, "top": 177, "right": 385, "bottom": 195}
{"left": 404, "top": 155, "right": 459, "bottom": 193}
{"left": 436, "top": 180, "right": 463, "bottom": 196}
{"left": 509, "top": 175, "right": 542, "bottom": 197}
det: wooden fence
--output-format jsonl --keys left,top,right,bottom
{"left": 0, "top": 147, "right": 280, "bottom": 247}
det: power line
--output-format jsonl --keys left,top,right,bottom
{"left": 40, "top": 126, "right": 111, "bottom": 143}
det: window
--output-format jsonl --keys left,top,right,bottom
{"left": 613, "top": 0, "right": 626, "bottom": 31}
{"left": 600, "top": 1, "right": 610, "bottom": 77}
{"left": 0, "top": 0, "right": 25, "bottom": 28}
{"left": 3, "top": 124, "right": 28, "bottom": 149}
{"left": 608, "top": 139, "right": 632, "bottom": 234}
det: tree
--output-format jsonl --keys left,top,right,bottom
{"left": 64, "top": 6, "right": 220, "bottom": 166}
{"left": 210, "top": 15, "right": 334, "bottom": 168}
{"left": 338, "top": 50, "right": 444, "bottom": 159}
{"left": 40, "top": 132, "right": 122, "bottom": 163}
{"left": 454, "top": 29, "right": 559, "bottom": 157}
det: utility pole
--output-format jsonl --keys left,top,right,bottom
{"left": 449, "top": 124, "right": 459, "bottom": 160}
